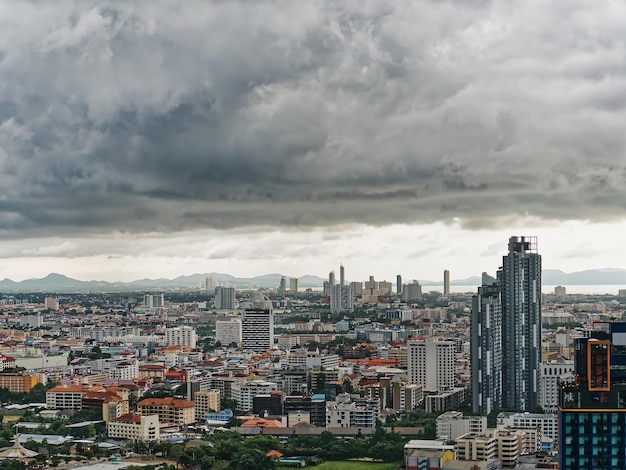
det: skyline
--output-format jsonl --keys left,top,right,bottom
{"left": 2, "top": 1, "right": 626, "bottom": 282}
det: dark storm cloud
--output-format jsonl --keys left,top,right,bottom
{"left": 1, "top": 0, "right": 626, "bottom": 237}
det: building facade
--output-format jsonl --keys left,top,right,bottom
{"left": 107, "top": 414, "right": 159, "bottom": 442}
{"left": 215, "top": 287, "right": 236, "bottom": 310}
{"left": 558, "top": 322, "right": 626, "bottom": 469}
{"left": 471, "top": 283, "right": 503, "bottom": 415}
{"left": 137, "top": 397, "right": 195, "bottom": 425}
{"left": 165, "top": 326, "right": 198, "bottom": 348}
{"left": 499, "top": 236, "right": 541, "bottom": 411}
{"left": 408, "top": 337, "right": 456, "bottom": 392}
{"left": 241, "top": 297, "right": 274, "bottom": 352}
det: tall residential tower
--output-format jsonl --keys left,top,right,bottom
{"left": 471, "top": 236, "right": 541, "bottom": 414}
{"left": 499, "top": 236, "right": 542, "bottom": 411}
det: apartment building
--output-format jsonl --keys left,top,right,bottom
{"left": 107, "top": 413, "right": 159, "bottom": 442}
{"left": 137, "top": 397, "right": 195, "bottom": 425}
{"left": 46, "top": 384, "right": 85, "bottom": 410}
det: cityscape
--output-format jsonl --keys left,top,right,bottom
{"left": 0, "top": 236, "right": 622, "bottom": 469}
{"left": 3, "top": 1, "right": 626, "bottom": 470}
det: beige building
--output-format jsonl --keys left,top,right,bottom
{"left": 137, "top": 397, "right": 195, "bottom": 425}
{"left": 455, "top": 429, "right": 525, "bottom": 468}
{"left": 46, "top": 384, "right": 85, "bottom": 410}
{"left": 194, "top": 389, "right": 221, "bottom": 420}
{"left": 107, "top": 413, "right": 159, "bottom": 442}
{"left": 103, "top": 395, "right": 130, "bottom": 423}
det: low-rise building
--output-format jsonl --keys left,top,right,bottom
{"left": 0, "top": 375, "right": 37, "bottom": 393}
{"left": 137, "top": 397, "right": 195, "bottom": 425}
{"left": 107, "top": 413, "right": 159, "bottom": 442}
{"left": 46, "top": 384, "right": 85, "bottom": 410}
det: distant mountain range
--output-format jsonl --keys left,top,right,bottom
{"left": 0, "top": 268, "right": 624, "bottom": 293}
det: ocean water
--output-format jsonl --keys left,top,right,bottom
{"left": 428, "top": 285, "right": 626, "bottom": 295}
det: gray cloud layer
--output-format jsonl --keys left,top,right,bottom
{"left": 1, "top": 0, "right": 626, "bottom": 237}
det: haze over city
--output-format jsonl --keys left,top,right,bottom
{"left": 2, "top": 1, "right": 626, "bottom": 282}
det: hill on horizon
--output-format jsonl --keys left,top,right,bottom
{"left": 0, "top": 268, "right": 624, "bottom": 293}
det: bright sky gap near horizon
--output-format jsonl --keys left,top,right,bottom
{"left": 2, "top": 1, "right": 626, "bottom": 283}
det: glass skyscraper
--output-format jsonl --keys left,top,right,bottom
{"left": 499, "top": 235, "right": 542, "bottom": 411}
{"left": 471, "top": 236, "right": 541, "bottom": 415}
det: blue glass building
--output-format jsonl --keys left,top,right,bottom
{"left": 559, "top": 323, "right": 626, "bottom": 469}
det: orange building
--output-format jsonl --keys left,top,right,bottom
{"left": 0, "top": 375, "right": 37, "bottom": 393}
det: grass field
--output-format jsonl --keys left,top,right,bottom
{"left": 308, "top": 461, "right": 399, "bottom": 470}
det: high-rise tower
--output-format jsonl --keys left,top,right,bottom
{"left": 499, "top": 236, "right": 541, "bottom": 411}
{"left": 471, "top": 283, "right": 503, "bottom": 415}
{"left": 242, "top": 293, "right": 274, "bottom": 352}
{"left": 443, "top": 270, "right": 450, "bottom": 295}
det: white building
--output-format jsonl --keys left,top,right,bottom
{"left": 215, "top": 318, "right": 242, "bottom": 346}
{"left": 408, "top": 337, "right": 456, "bottom": 391}
{"left": 20, "top": 315, "right": 44, "bottom": 328}
{"left": 539, "top": 359, "right": 574, "bottom": 413}
{"left": 497, "top": 412, "right": 559, "bottom": 442}
{"left": 109, "top": 360, "right": 139, "bottom": 381}
{"left": 436, "top": 411, "right": 487, "bottom": 441}
{"left": 165, "top": 326, "right": 198, "bottom": 348}
{"left": 242, "top": 296, "right": 274, "bottom": 352}
{"left": 330, "top": 284, "right": 353, "bottom": 313}
{"left": 215, "top": 287, "right": 236, "bottom": 310}
{"left": 231, "top": 380, "right": 278, "bottom": 412}
{"left": 326, "top": 395, "right": 378, "bottom": 428}
{"left": 287, "top": 349, "right": 340, "bottom": 369}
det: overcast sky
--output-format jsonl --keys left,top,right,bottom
{"left": 1, "top": 0, "right": 626, "bottom": 283}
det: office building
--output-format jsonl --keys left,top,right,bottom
{"left": 540, "top": 359, "right": 574, "bottom": 413}
{"left": 396, "top": 275, "right": 402, "bottom": 295}
{"left": 408, "top": 337, "right": 456, "bottom": 392}
{"left": 455, "top": 429, "right": 524, "bottom": 468}
{"left": 330, "top": 284, "right": 353, "bottom": 313}
{"left": 205, "top": 277, "right": 213, "bottom": 291}
{"left": 231, "top": 380, "right": 278, "bottom": 412}
{"left": 215, "top": 317, "right": 242, "bottom": 346}
{"left": 402, "top": 280, "right": 422, "bottom": 302}
{"left": 241, "top": 294, "right": 274, "bottom": 351}
{"left": 44, "top": 297, "right": 59, "bottom": 311}
{"left": 350, "top": 281, "right": 362, "bottom": 297}
{"left": 289, "top": 277, "right": 298, "bottom": 294}
{"left": 443, "top": 270, "right": 450, "bottom": 295}
{"left": 143, "top": 294, "right": 164, "bottom": 309}
{"left": 499, "top": 236, "right": 541, "bottom": 411}
{"left": 165, "top": 326, "right": 197, "bottom": 348}
{"left": 436, "top": 411, "right": 487, "bottom": 441}
{"left": 482, "top": 272, "right": 497, "bottom": 285}
{"left": 330, "top": 264, "right": 353, "bottom": 313}
{"left": 471, "top": 283, "right": 503, "bottom": 416}
{"left": 215, "top": 287, "right": 236, "bottom": 310}
{"left": 279, "top": 276, "right": 287, "bottom": 293}
{"left": 558, "top": 322, "right": 626, "bottom": 469}
{"left": 365, "top": 276, "right": 378, "bottom": 290}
